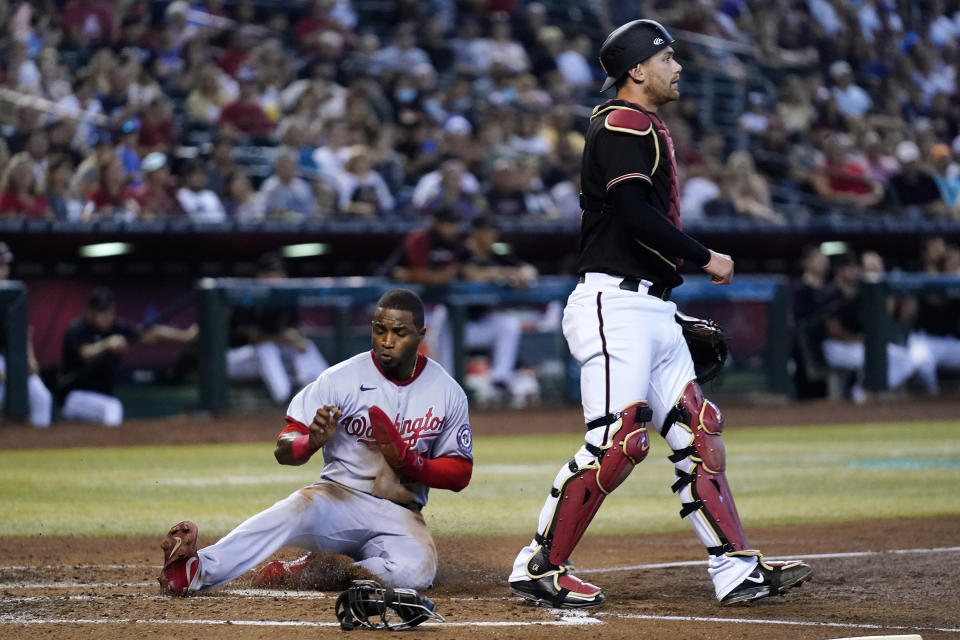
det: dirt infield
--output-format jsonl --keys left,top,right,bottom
{"left": 1, "top": 517, "right": 958, "bottom": 639}
{"left": 2, "top": 398, "right": 959, "bottom": 638}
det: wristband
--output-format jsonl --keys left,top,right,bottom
{"left": 291, "top": 433, "right": 319, "bottom": 462}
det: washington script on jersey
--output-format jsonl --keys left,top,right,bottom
{"left": 346, "top": 408, "right": 447, "bottom": 446}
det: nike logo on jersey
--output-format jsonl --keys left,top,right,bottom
{"left": 360, "top": 384, "right": 377, "bottom": 391}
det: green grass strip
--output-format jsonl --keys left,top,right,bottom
{"left": 0, "top": 421, "right": 957, "bottom": 538}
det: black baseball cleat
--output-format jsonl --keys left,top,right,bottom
{"left": 510, "top": 561, "right": 605, "bottom": 609}
{"left": 720, "top": 559, "right": 812, "bottom": 606}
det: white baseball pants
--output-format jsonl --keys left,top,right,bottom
{"left": 62, "top": 389, "right": 123, "bottom": 426}
{"left": 511, "top": 273, "right": 757, "bottom": 599}
{"left": 0, "top": 355, "right": 53, "bottom": 427}
{"left": 907, "top": 331, "right": 960, "bottom": 394}
{"left": 191, "top": 480, "right": 437, "bottom": 591}
{"left": 822, "top": 339, "right": 927, "bottom": 390}
{"left": 227, "top": 340, "right": 328, "bottom": 404}
{"left": 426, "top": 305, "right": 523, "bottom": 385}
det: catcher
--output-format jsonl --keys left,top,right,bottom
{"left": 508, "top": 19, "right": 811, "bottom": 608}
{"left": 159, "top": 289, "right": 473, "bottom": 595}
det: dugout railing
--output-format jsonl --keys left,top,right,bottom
{"left": 9, "top": 274, "right": 952, "bottom": 420}
{"left": 194, "top": 275, "right": 792, "bottom": 413}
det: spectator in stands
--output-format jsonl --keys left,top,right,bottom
{"left": 372, "top": 22, "right": 432, "bottom": 74}
{"left": 420, "top": 17, "right": 455, "bottom": 74}
{"left": 83, "top": 156, "right": 138, "bottom": 221}
{"left": 0, "top": 155, "right": 50, "bottom": 219}
{"left": 227, "top": 253, "right": 328, "bottom": 405}
{"left": 186, "top": 67, "right": 232, "bottom": 127}
{"left": 132, "top": 152, "right": 178, "bottom": 219}
{"left": 62, "top": 0, "right": 117, "bottom": 47}
{"left": 70, "top": 134, "right": 114, "bottom": 201}
{"left": 829, "top": 61, "right": 873, "bottom": 119}
{"left": 56, "top": 71, "right": 103, "bottom": 153}
{"left": 858, "top": 130, "right": 900, "bottom": 183}
{"left": 45, "top": 155, "right": 83, "bottom": 222}
{"left": 712, "top": 151, "right": 786, "bottom": 223}
{"left": 46, "top": 119, "right": 83, "bottom": 168}
{"left": 538, "top": 27, "right": 593, "bottom": 89}
{"left": 516, "top": 156, "right": 557, "bottom": 217}
{"left": 412, "top": 158, "right": 479, "bottom": 212}
{"left": 930, "top": 143, "right": 960, "bottom": 216}
{"left": 489, "top": 13, "right": 530, "bottom": 75}
{"left": 223, "top": 172, "right": 265, "bottom": 223}
{"left": 751, "top": 11, "right": 818, "bottom": 72}
{"left": 370, "top": 125, "right": 406, "bottom": 195}
{"left": 258, "top": 148, "right": 319, "bottom": 221}
{"left": 739, "top": 92, "right": 772, "bottom": 138}
{"left": 810, "top": 136, "right": 884, "bottom": 210}
{"left": 99, "top": 64, "right": 137, "bottom": 125}
{"left": 114, "top": 120, "right": 142, "bottom": 183}
{"left": 336, "top": 145, "right": 394, "bottom": 218}
{"left": 820, "top": 252, "right": 929, "bottom": 403}
{"left": 59, "top": 287, "right": 197, "bottom": 426}
{"left": 776, "top": 75, "right": 816, "bottom": 136}
{"left": 218, "top": 78, "right": 275, "bottom": 142}
{"left": 204, "top": 137, "right": 238, "bottom": 198}
{"left": 177, "top": 160, "right": 227, "bottom": 223}
{"left": 10, "top": 128, "right": 50, "bottom": 192}
{"left": 887, "top": 140, "right": 950, "bottom": 218}
{"left": 294, "top": 0, "right": 355, "bottom": 57}
{"left": 486, "top": 159, "right": 528, "bottom": 218}
{"left": 138, "top": 97, "right": 178, "bottom": 156}
{"left": 418, "top": 157, "right": 481, "bottom": 219}
{"left": 312, "top": 118, "right": 351, "bottom": 179}
{"left": 218, "top": 29, "right": 253, "bottom": 79}
{"left": 6, "top": 40, "right": 40, "bottom": 95}
{"left": 0, "top": 242, "right": 53, "bottom": 427}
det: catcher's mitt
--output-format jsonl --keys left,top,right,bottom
{"left": 675, "top": 312, "right": 728, "bottom": 383}
{"left": 335, "top": 579, "right": 444, "bottom": 631}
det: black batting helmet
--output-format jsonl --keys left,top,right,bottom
{"left": 598, "top": 19, "right": 675, "bottom": 93}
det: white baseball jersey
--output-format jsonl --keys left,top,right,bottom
{"left": 285, "top": 350, "right": 473, "bottom": 508}
{"left": 190, "top": 350, "right": 472, "bottom": 593}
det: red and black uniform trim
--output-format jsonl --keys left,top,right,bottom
{"left": 577, "top": 99, "right": 709, "bottom": 289}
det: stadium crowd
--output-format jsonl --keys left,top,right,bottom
{"left": 0, "top": 0, "right": 957, "bottom": 226}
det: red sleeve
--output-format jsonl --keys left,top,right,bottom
{"left": 404, "top": 231, "right": 431, "bottom": 269}
{"left": 405, "top": 455, "right": 472, "bottom": 492}
{"left": 279, "top": 416, "right": 309, "bottom": 438}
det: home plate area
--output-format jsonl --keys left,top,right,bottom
{"left": 2, "top": 517, "right": 959, "bottom": 640}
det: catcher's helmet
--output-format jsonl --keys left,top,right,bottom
{"left": 599, "top": 19, "right": 675, "bottom": 93}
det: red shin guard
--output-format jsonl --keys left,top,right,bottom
{"left": 543, "top": 403, "right": 651, "bottom": 567}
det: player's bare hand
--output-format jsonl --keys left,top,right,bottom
{"left": 703, "top": 250, "right": 734, "bottom": 285}
{"left": 309, "top": 404, "right": 341, "bottom": 449}
{"left": 106, "top": 334, "right": 129, "bottom": 352}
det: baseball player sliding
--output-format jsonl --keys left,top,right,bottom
{"left": 508, "top": 20, "right": 811, "bottom": 608}
{"left": 160, "top": 289, "right": 473, "bottom": 594}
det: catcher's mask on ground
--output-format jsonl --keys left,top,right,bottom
{"left": 335, "top": 579, "right": 445, "bottom": 630}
